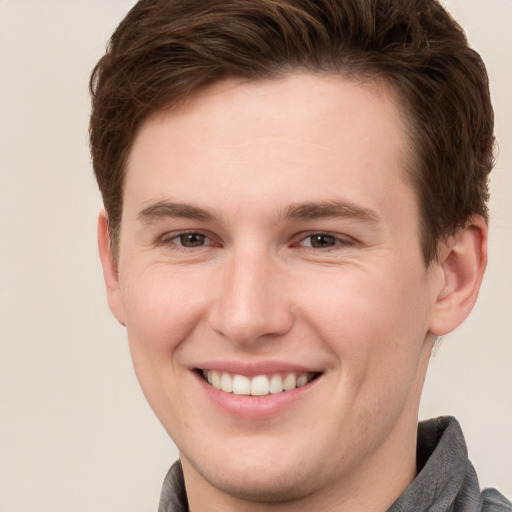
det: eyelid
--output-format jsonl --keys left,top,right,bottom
{"left": 157, "top": 229, "right": 219, "bottom": 248}
{"left": 294, "top": 231, "right": 354, "bottom": 249}
{"left": 155, "top": 229, "right": 353, "bottom": 251}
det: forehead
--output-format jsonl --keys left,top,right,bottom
{"left": 137, "top": 73, "right": 408, "bottom": 152}
{"left": 124, "top": 73, "right": 416, "bottom": 225}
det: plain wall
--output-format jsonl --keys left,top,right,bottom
{"left": 0, "top": 1, "right": 510, "bottom": 510}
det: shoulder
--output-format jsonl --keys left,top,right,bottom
{"left": 482, "top": 488, "right": 512, "bottom": 512}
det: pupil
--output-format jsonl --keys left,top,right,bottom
{"left": 311, "top": 234, "right": 335, "bottom": 248}
{"left": 180, "top": 233, "right": 205, "bottom": 247}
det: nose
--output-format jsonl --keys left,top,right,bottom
{"left": 207, "top": 250, "right": 294, "bottom": 345}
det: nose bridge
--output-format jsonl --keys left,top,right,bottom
{"left": 208, "top": 245, "right": 293, "bottom": 344}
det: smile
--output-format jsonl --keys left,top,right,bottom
{"left": 202, "top": 370, "right": 318, "bottom": 396}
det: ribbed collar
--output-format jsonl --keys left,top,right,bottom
{"left": 387, "top": 416, "right": 482, "bottom": 512}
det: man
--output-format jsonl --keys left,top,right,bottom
{"left": 89, "top": 0, "right": 511, "bottom": 510}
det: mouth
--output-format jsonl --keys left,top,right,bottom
{"left": 200, "top": 369, "right": 321, "bottom": 396}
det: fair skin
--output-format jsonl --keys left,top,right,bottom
{"left": 98, "top": 74, "right": 487, "bottom": 511}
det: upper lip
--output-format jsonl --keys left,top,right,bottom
{"left": 193, "top": 360, "right": 323, "bottom": 377}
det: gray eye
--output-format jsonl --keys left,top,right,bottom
{"left": 308, "top": 234, "right": 337, "bottom": 248}
{"left": 178, "top": 233, "right": 206, "bottom": 247}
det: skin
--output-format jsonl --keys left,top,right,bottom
{"left": 98, "top": 74, "right": 487, "bottom": 511}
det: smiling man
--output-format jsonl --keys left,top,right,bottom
{"left": 89, "top": 1, "right": 510, "bottom": 511}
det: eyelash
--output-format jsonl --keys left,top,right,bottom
{"left": 296, "top": 232, "right": 354, "bottom": 251}
{"left": 157, "top": 230, "right": 353, "bottom": 252}
{"left": 158, "top": 230, "right": 215, "bottom": 250}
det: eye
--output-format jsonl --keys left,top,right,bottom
{"left": 298, "top": 233, "right": 352, "bottom": 249}
{"left": 159, "top": 231, "right": 213, "bottom": 249}
{"left": 303, "top": 234, "right": 336, "bottom": 248}
{"left": 175, "top": 232, "right": 207, "bottom": 247}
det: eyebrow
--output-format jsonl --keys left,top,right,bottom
{"left": 137, "top": 201, "right": 216, "bottom": 223}
{"left": 283, "top": 200, "right": 380, "bottom": 223}
{"left": 137, "top": 199, "right": 380, "bottom": 225}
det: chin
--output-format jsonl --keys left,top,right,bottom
{"left": 179, "top": 433, "right": 328, "bottom": 504}
{"left": 192, "top": 458, "right": 315, "bottom": 504}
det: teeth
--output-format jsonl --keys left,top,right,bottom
{"left": 232, "top": 374, "right": 251, "bottom": 395}
{"left": 251, "top": 375, "right": 269, "bottom": 396}
{"left": 211, "top": 371, "right": 221, "bottom": 390}
{"left": 221, "top": 372, "right": 233, "bottom": 393}
{"left": 269, "top": 374, "right": 283, "bottom": 394}
{"left": 296, "top": 374, "right": 308, "bottom": 387}
{"left": 203, "top": 371, "right": 315, "bottom": 396}
{"left": 283, "top": 373, "right": 296, "bottom": 391}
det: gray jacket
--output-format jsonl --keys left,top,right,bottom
{"left": 158, "top": 416, "right": 511, "bottom": 511}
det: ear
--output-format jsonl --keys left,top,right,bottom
{"left": 429, "top": 217, "right": 488, "bottom": 336}
{"left": 97, "top": 210, "right": 126, "bottom": 326}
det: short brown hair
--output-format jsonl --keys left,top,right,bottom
{"left": 89, "top": 0, "right": 494, "bottom": 263}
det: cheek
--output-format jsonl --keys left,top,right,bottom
{"left": 118, "top": 267, "right": 208, "bottom": 430}
{"left": 300, "top": 265, "right": 431, "bottom": 376}
{"left": 119, "top": 265, "right": 212, "bottom": 377}
{"left": 304, "top": 269, "right": 432, "bottom": 439}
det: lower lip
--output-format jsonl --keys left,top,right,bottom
{"left": 193, "top": 371, "right": 321, "bottom": 420}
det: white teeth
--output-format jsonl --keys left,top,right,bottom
{"left": 283, "top": 373, "right": 296, "bottom": 391}
{"left": 221, "top": 372, "right": 233, "bottom": 393}
{"left": 232, "top": 374, "right": 251, "bottom": 395}
{"left": 269, "top": 374, "right": 284, "bottom": 394}
{"left": 296, "top": 374, "right": 308, "bottom": 387}
{"left": 203, "top": 371, "right": 315, "bottom": 396}
{"left": 211, "top": 371, "right": 221, "bottom": 390}
{"left": 251, "top": 375, "right": 269, "bottom": 396}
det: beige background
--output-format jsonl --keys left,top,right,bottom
{"left": 0, "top": 0, "right": 510, "bottom": 510}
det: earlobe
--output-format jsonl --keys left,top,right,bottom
{"left": 97, "top": 210, "right": 126, "bottom": 326}
{"left": 429, "top": 217, "right": 488, "bottom": 336}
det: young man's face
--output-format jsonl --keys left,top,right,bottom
{"left": 102, "top": 74, "right": 448, "bottom": 506}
